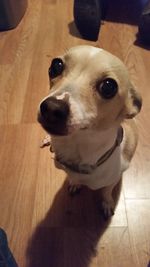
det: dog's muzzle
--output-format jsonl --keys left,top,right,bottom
{"left": 38, "top": 97, "right": 70, "bottom": 135}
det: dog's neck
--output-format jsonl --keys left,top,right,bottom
{"left": 51, "top": 126, "right": 120, "bottom": 166}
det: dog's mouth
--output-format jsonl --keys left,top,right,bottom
{"left": 38, "top": 112, "right": 69, "bottom": 136}
{"left": 38, "top": 112, "right": 88, "bottom": 136}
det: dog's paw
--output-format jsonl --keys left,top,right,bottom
{"left": 101, "top": 200, "right": 115, "bottom": 220}
{"left": 68, "top": 184, "right": 82, "bottom": 196}
{"left": 40, "top": 135, "right": 51, "bottom": 148}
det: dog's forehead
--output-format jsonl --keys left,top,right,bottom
{"left": 64, "top": 45, "right": 127, "bottom": 75}
{"left": 66, "top": 45, "right": 102, "bottom": 57}
{"left": 64, "top": 46, "right": 106, "bottom": 66}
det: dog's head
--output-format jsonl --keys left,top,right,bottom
{"left": 38, "top": 46, "right": 142, "bottom": 136}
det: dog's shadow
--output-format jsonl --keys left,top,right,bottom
{"left": 26, "top": 178, "right": 122, "bottom": 267}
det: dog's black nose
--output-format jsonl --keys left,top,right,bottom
{"left": 40, "top": 97, "right": 69, "bottom": 123}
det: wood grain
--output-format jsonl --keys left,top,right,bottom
{"left": 0, "top": 0, "right": 150, "bottom": 267}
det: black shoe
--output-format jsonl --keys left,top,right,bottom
{"left": 74, "top": 0, "right": 107, "bottom": 41}
{"left": 138, "top": 0, "right": 150, "bottom": 45}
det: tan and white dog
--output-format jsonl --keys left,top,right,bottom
{"left": 38, "top": 45, "right": 142, "bottom": 219}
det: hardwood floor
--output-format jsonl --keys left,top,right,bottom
{"left": 0, "top": 1, "right": 150, "bottom": 266}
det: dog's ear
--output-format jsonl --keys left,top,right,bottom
{"left": 124, "top": 87, "right": 142, "bottom": 119}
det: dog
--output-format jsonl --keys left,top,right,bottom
{"left": 38, "top": 45, "right": 142, "bottom": 219}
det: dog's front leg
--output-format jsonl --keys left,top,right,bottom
{"left": 100, "top": 184, "right": 116, "bottom": 220}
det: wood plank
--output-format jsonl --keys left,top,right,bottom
{"left": 0, "top": 124, "right": 41, "bottom": 265}
{"left": 0, "top": 0, "right": 42, "bottom": 124}
{"left": 126, "top": 200, "right": 150, "bottom": 267}
{"left": 97, "top": 227, "right": 135, "bottom": 267}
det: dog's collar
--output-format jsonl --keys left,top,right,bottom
{"left": 56, "top": 127, "right": 123, "bottom": 175}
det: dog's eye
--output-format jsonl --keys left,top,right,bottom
{"left": 97, "top": 78, "right": 118, "bottom": 99}
{"left": 49, "top": 58, "right": 64, "bottom": 79}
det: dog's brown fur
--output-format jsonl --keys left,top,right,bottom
{"left": 38, "top": 46, "right": 142, "bottom": 219}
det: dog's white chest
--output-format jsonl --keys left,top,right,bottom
{"left": 52, "top": 127, "right": 125, "bottom": 190}
{"left": 66, "top": 147, "right": 121, "bottom": 190}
